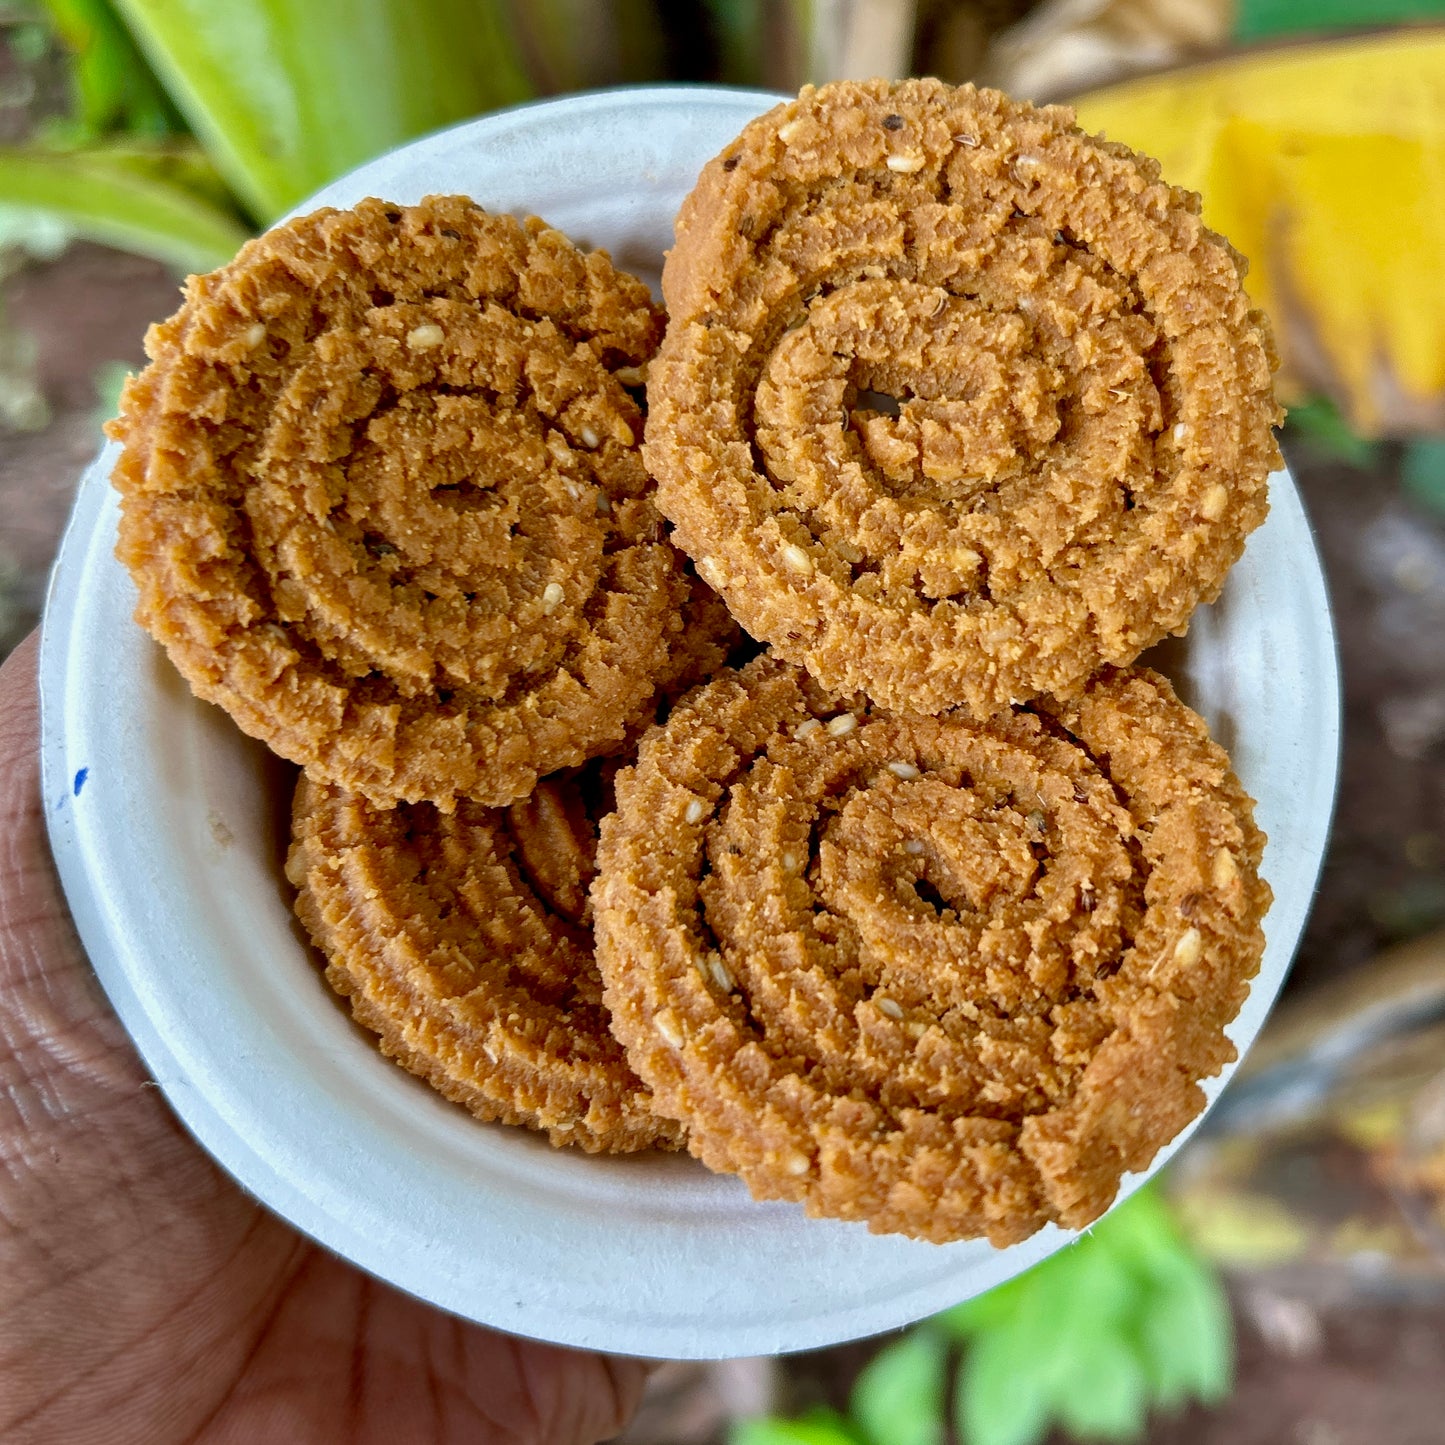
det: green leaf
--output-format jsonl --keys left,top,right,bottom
{"left": 732, "top": 1406, "right": 867, "bottom": 1445}
{"left": 0, "top": 143, "right": 249, "bottom": 271}
{"left": 943, "top": 1190, "right": 1234, "bottom": 1443}
{"left": 38, "top": 0, "right": 182, "bottom": 140}
{"left": 1402, "top": 437, "right": 1445, "bottom": 518}
{"left": 935, "top": 1269, "right": 1029, "bottom": 1341}
{"left": 110, "top": 0, "right": 535, "bottom": 223}
{"left": 954, "top": 1316, "right": 1053, "bottom": 1445}
{"left": 1236, "top": 0, "right": 1445, "bottom": 43}
{"left": 1053, "top": 1332, "right": 1149, "bottom": 1441}
{"left": 1089, "top": 1187, "right": 1190, "bottom": 1280}
{"left": 1136, "top": 1258, "right": 1233, "bottom": 1408}
{"left": 1282, "top": 396, "right": 1380, "bottom": 468}
{"left": 851, "top": 1331, "right": 947, "bottom": 1445}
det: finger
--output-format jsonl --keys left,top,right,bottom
{"left": 0, "top": 631, "right": 305, "bottom": 1442}
{"left": 0, "top": 633, "right": 649, "bottom": 1445}
{"left": 199, "top": 1248, "right": 651, "bottom": 1445}
{"left": 0, "top": 630, "right": 144, "bottom": 1094}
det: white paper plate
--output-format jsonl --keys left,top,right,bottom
{"left": 39, "top": 87, "right": 1340, "bottom": 1360}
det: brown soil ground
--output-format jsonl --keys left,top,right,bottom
{"left": 4, "top": 242, "right": 1445, "bottom": 1445}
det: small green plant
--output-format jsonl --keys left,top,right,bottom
{"left": 732, "top": 1186, "right": 1232, "bottom": 1445}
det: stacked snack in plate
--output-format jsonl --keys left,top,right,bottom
{"left": 108, "top": 79, "right": 1278, "bottom": 1244}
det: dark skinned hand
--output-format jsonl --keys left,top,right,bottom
{"left": 0, "top": 631, "right": 648, "bottom": 1444}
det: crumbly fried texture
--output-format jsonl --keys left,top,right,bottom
{"left": 646, "top": 79, "right": 1282, "bottom": 716}
{"left": 288, "top": 768, "right": 683, "bottom": 1153}
{"left": 109, "top": 194, "right": 710, "bottom": 809}
{"left": 591, "top": 656, "right": 1270, "bottom": 1243}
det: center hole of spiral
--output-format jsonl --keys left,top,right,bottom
{"left": 854, "top": 388, "right": 902, "bottom": 417}
{"left": 430, "top": 479, "right": 498, "bottom": 513}
{"left": 912, "top": 876, "right": 956, "bottom": 915}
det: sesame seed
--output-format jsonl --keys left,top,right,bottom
{"left": 655, "top": 1010, "right": 683, "bottom": 1048}
{"left": 781, "top": 851, "right": 800, "bottom": 872}
{"left": 887, "top": 761, "right": 920, "bottom": 780}
{"left": 578, "top": 425, "right": 601, "bottom": 449}
{"left": 709, "top": 952, "right": 736, "bottom": 993}
{"left": 1212, "top": 849, "right": 1238, "bottom": 888}
{"left": 615, "top": 364, "right": 646, "bottom": 386}
{"left": 778, "top": 120, "right": 804, "bottom": 144}
{"left": 243, "top": 322, "right": 266, "bottom": 347}
{"left": 684, "top": 797, "right": 706, "bottom": 825}
{"left": 1174, "top": 422, "right": 1190, "bottom": 442}
{"left": 886, "top": 152, "right": 926, "bottom": 173}
{"left": 407, "top": 322, "right": 445, "bottom": 349}
{"left": 903, "top": 839, "right": 925, "bottom": 855}
{"left": 876, "top": 996, "right": 904, "bottom": 1020}
{"left": 781, "top": 542, "right": 814, "bottom": 574}
{"left": 1201, "top": 483, "right": 1229, "bottom": 521}
{"left": 826, "top": 712, "right": 857, "bottom": 737}
{"left": 953, "top": 132, "right": 979, "bottom": 147}
{"left": 782, "top": 1150, "right": 810, "bottom": 1176}
{"left": 540, "top": 581, "right": 565, "bottom": 614}
{"left": 1013, "top": 153, "right": 1042, "bottom": 173}
{"left": 595, "top": 492, "right": 611, "bottom": 515}
{"left": 1174, "top": 927, "right": 1203, "bottom": 968}
{"left": 793, "top": 718, "right": 823, "bottom": 740}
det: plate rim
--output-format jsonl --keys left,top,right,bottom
{"left": 38, "top": 87, "right": 1341, "bottom": 1360}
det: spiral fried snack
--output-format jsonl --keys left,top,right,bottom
{"left": 288, "top": 768, "right": 682, "bottom": 1153}
{"left": 110, "top": 195, "right": 702, "bottom": 808}
{"left": 592, "top": 657, "right": 1270, "bottom": 1242}
{"left": 646, "top": 80, "right": 1282, "bottom": 716}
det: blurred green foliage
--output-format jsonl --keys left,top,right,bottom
{"left": 1235, "top": 0, "right": 1445, "bottom": 42}
{"left": 39, "top": 0, "right": 182, "bottom": 140}
{"left": 1283, "top": 397, "right": 1382, "bottom": 469}
{"left": 732, "top": 1188, "right": 1232, "bottom": 1445}
{"left": 1402, "top": 436, "right": 1445, "bottom": 517}
{"left": 0, "top": 0, "right": 806, "bottom": 273}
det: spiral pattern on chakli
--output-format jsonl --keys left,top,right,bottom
{"left": 592, "top": 657, "right": 1269, "bottom": 1242}
{"left": 111, "top": 195, "right": 707, "bottom": 808}
{"left": 288, "top": 768, "right": 682, "bottom": 1153}
{"left": 646, "top": 80, "right": 1281, "bottom": 716}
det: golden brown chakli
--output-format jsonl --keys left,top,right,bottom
{"left": 591, "top": 656, "right": 1270, "bottom": 1242}
{"left": 646, "top": 79, "right": 1282, "bottom": 716}
{"left": 289, "top": 767, "right": 682, "bottom": 1153}
{"left": 110, "top": 195, "right": 713, "bottom": 809}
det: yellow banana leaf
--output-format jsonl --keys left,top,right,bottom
{"left": 1074, "top": 28, "right": 1445, "bottom": 436}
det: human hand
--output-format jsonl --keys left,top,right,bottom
{"left": 0, "top": 631, "right": 648, "bottom": 1444}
